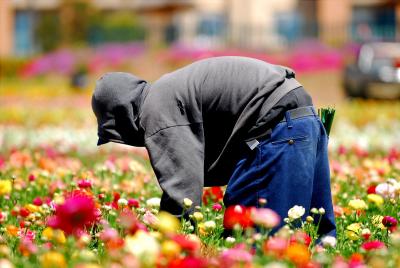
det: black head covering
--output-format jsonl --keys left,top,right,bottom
{"left": 91, "top": 72, "right": 149, "bottom": 147}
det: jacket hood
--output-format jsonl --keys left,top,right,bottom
{"left": 91, "top": 72, "right": 150, "bottom": 147}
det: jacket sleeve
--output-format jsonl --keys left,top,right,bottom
{"left": 144, "top": 123, "right": 204, "bottom": 217}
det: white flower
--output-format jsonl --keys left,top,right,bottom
{"left": 376, "top": 183, "right": 396, "bottom": 198}
{"left": 321, "top": 235, "right": 337, "bottom": 248}
{"left": 146, "top": 197, "right": 161, "bottom": 208}
{"left": 204, "top": 220, "right": 216, "bottom": 231}
{"left": 117, "top": 198, "right": 128, "bottom": 206}
{"left": 125, "top": 230, "right": 160, "bottom": 266}
{"left": 225, "top": 237, "right": 236, "bottom": 244}
{"left": 319, "top": 208, "right": 326, "bottom": 215}
{"left": 287, "top": 205, "right": 305, "bottom": 221}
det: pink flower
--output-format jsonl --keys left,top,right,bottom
{"left": 99, "top": 228, "right": 119, "bottom": 242}
{"left": 263, "top": 237, "right": 288, "bottom": 257}
{"left": 212, "top": 203, "right": 223, "bottom": 212}
{"left": 143, "top": 210, "right": 159, "bottom": 226}
{"left": 220, "top": 245, "right": 253, "bottom": 267}
{"left": 250, "top": 208, "right": 280, "bottom": 229}
{"left": 128, "top": 198, "right": 140, "bottom": 208}
{"left": 361, "top": 240, "right": 386, "bottom": 251}
{"left": 47, "top": 194, "right": 98, "bottom": 235}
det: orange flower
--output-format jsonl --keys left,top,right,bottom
{"left": 285, "top": 243, "right": 310, "bottom": 267}
{"left": 6, "top": 225, "right": 19, "bottom": 237}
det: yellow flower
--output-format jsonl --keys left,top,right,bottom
{"left": 193, "top": 212, "right": 204, "bottom": 222}
{"left": 53, "top": 230, "right": 66, "bottom": 244}
{"left": 346, "top": 223, "right": 361, "bottom": 240}
{"left": 42, "top": 227, "right": 66, "bottom": 244}
{"left": 367, "top": 194, "right": 384, "bottom": 207}
{"left": 348, "top": 199, "right": 368, "bottom": 210}
{"left": 372, "top": 215, "right": 386, "bottom": 230}
{"left": 156, "top": 211, "right": 180, "bottom": 234}
{"left": 0, "top": 180, "right": 12, "bottom": 196}
{"left": 40, "top": 251, "right": 67, "bottom": 268}
{"left": 42, "top": 227, "right": 54, "bottom": 241}
{"left": 25, "top": 204, "right": 40, "bottom": 213}
{"left": 161, "top": 240, "right": 181, "bottom": 259}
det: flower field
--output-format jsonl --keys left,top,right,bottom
{"left": 0, "top": 93, "right": 399, "bottom": 268}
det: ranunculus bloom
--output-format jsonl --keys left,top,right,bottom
{"left": 346, "top": 223, "right": 361, "bottom": 240}
{"left": 287, "top": 205, "right": 305, "bottom": 221}
{"left": 77, "top": 179, "right": 92, "bottom": 189}
{"left": 289, "top": 230, "right": 311, "bottom": 246}
{"left": 367, "top": 194, "right": 384, "bottom": 207}
{"left": 361, "top": 240, "right": 386, "bottom": 251}
{"left": 382, "top": 216, "right": 398, "bottom": 232}
{"left": 285, "top": 243, "right": 310, "bottom": 267}
{"left": 251, "top": 208, "right": 280, "bottom": 229}
{"left": 348, "top": 199, "right": 368, "bottom": 210}
{"left": 47, "top": 194, "right": 98, "bottom": 235}
{"left": 263, "top": 237, "right": 288, "bottom": 257}
{"left": 202, "top": 186, "right": 224, "bottom": 205}
{"left": 223, "top": 205, "right": 253, "bottom": 229}
{"left": 128, "top": 198, "right": 140, "bottom": 208}
{"left": 220, "top": 245, "right": 253, "bottom": 267}
{"left": 321, "top": 235, "right": 337, "bottom": 248}
{"left": 375, "top": 183, "right": 396, "bottom": 198}
{"left": 169, "top": 256, "right": 208, "bottom": 268}
{"left": 212, "top": 203, "right": 223, "bottom": 211}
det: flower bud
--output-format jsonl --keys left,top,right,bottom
{"left": 319, "top": 208, "right": 326, "bottom": 215}
{"left": 193, "top": 212, "right": 204, "bottom": 222}
{"left": 183, "top": 198, "right": 193, "bottom": 209}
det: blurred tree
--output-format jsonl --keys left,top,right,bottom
{"left": 88, "top": 11, "right": 146, "bottom": 44}
{"left": 59, "top": 0, "right": 97, "bottom": 46}
{"left": 35, "top": 12, "right": 61, "bottom": 52}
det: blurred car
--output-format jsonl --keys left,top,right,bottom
{"left": 343, "top": 42, "right": 400, "bottom": 99}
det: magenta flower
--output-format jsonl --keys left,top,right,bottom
{"left": 32, "top": 197, "right": 43, "bottom": 206}
{"left": 361, "top": 240, "right": 386, "bottom": 251}
{"left": 47, "top": 194, "right": 98, "bottom": 235}
{"left": 382, "top": 216, "right": 398, "bottom": 232}
{"left": 212, "top": 203, "right": 223, "bottom": 212}
{"left": 128, "top": 198, "right": 140, "bottom": 208}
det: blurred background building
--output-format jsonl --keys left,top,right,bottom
{"left": 1, "top": 0, "right": 399, "bottom": 57}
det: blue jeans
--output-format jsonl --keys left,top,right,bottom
{"left": 224, "top": 106, "right": 336, "bottom": 237}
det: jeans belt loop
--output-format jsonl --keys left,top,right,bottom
{"left": 285, "top": 110, "right": 293, "bottom": 129}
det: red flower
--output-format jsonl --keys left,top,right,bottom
{"left": 367, "top": 185, "right": 376, "bottom": 194}
{"left": 223, "top": 205, "right": 253, "bottom": 229}
{"left": 77, "top": 179, "right": 92, "bottom": 189}
{"left": 171, "top": 234, "right": 200, "bottom": 254}
{"left": 47, "top": 194, "right": 98, "bottom": 235}
{"left": 290, "top": 230, "right": 312, "bottom": 246}
{"left": 19, "top": 208, "right": 30, "bottom": 218}
{"left": 168, "top": 257, "right": 208, "bottom": 268}
{"left": 202, "top": 187, "right": 224, "bottom": 205}
{"left": 361, "top": 240, "right": 386, "bottom": 251}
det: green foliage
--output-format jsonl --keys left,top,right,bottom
{"left": 34, "top": 12, "right": 61, "bottom": 52}
{"left": 88, "top": 11, "right": 146, "bottom": 44}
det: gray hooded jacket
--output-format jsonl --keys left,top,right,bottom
{"left": 92, "top": 56, "right": 308, "bottom": 216}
